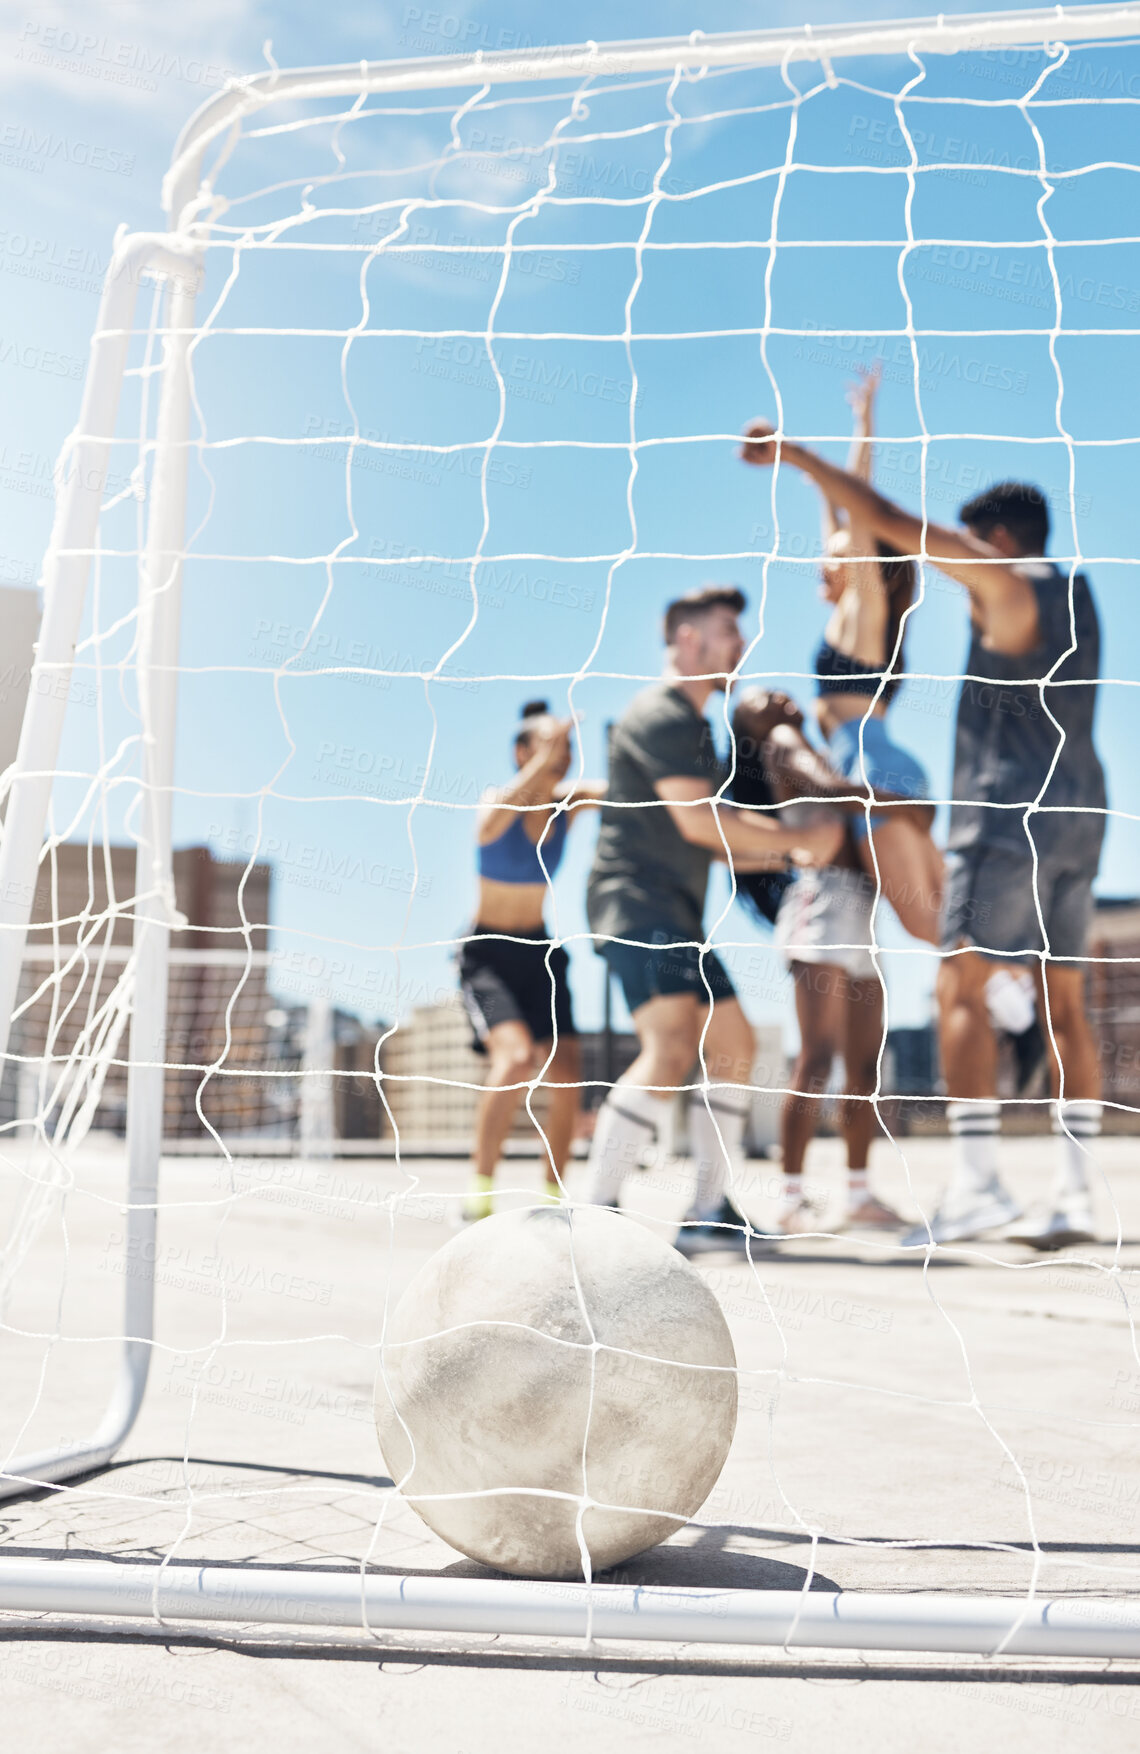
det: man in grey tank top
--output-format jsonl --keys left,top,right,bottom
{"left": 741, "top": 422, "right": 1106, "bottom": 1250}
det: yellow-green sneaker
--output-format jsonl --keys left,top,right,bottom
{"left": 459, "top": 1176, "right": 494, "bottom": 1225}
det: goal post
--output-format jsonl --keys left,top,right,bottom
{"left": 2, "top": 5, "right": 1140, "bottom": 1655}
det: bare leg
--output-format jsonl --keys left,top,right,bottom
{"left": 1033, "top": 962, "right": 1101, "bottom": 1101}
{"left": 929, "top": 944, "right": 1018, "bottom": 1219}
{"left": 782, "top": 962, "right": 847, "bottom": 1227}
{"left": 623, "top": 992, "right": 702, "bottom": 1096}
{"left": 842, "top": 976, "right": 884, "bottom": 1171}
{"left": 842, "top": 976, "right": 900, "bottom": 1227}
{"left": 701, "top": 996, "right": 756, "bottom": 1088}
{"left": 471, "top": 1019, "right": 535, "bottom": 1182}
{"left": 587, "top": 993, "right": 699, "bottom": 1206}
{"left": 537, "top": 1034, "right": 582, "bottom": 1189}
{"left": 936, "top": 948, "right": 998, "bottom": 1100}
{"left": 859, "top": 814, "right": 943, "bottom": 945}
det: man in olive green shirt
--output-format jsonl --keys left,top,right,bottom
{"left": 586, "top": 585, "right": 841, "bottom": 1255}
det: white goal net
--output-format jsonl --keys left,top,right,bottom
{"left": 2, "top": 7, "right": 1140, "bottom": 1658}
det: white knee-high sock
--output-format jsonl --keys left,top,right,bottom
{"left": 946, "top": 1100, "right": 1001, "bottom": 1199}
{"left": 1052, "top": 1099, "right": 1100, "bottom": 1203}
{"left": 588, "top": 1083, "right": 665, "bottom": 1205}
{"left": 686, "top": 1085, "right": 751, "bottom": 1219}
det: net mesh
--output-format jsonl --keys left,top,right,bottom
{"left": 2, "top": 21, "right": 1140, "bottom": 1643}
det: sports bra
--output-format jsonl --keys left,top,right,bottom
{"left": 815, "top": 638, "right": 899, "bottom": 702}
{"left": 478, "top": 812, "right": 568, "bottom": 884}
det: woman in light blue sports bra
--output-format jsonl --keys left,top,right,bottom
{"left": 458, "top": 702, "right": 604, "bottom": 1222}
{"left": 811, "top": 368, "right": 943, "bottom": 945}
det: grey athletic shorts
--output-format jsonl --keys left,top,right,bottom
{"left": 941, "top": 843, "right": 1098, "bottom": 962}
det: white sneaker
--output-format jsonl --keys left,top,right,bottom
{"left": 777, "top": 1198, "right": 826, "bottom": 1237}
{"left": 1006, "top": 1201, "right": 1096, "bottom": 1252}
{"left": 839, "top": 1194, "right": 905, "bottom": 1234}
{"left": 900, "top": 1180, "right": 1022, "bottom": 1248}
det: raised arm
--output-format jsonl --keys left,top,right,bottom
{"left": 554, "top": 779, "right": 607, "bottom": 816}
{"left": 477, "top": 718, "right": 571, "bottom": 845}
{"left": 847, "top": 364, "right": 880, "bottom": 484}
{"left": 741, "top": 420, "right": 1040, "bottom": 656}
{"left": 819, "top": 477, "right": 842, "bottom": 548}
{"left": 654, "top": 775, "right": 843, "bottom": 871}
{"left": 820, "top": 364, "right": 879, "bottom": 546}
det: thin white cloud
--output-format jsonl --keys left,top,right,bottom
{"left": 0, "top": 0, "right": 269, "bottom": 112}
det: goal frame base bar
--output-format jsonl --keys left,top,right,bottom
{"left": 0, "top": 1560, "right": 1136, "bottom": 1659}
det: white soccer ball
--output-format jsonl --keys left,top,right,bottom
{"left": 376, "top": 1204, "right": 738, "bottom": 1579}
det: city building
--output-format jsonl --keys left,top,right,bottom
{"left": 379, "top": 1001, "right": 785, "bottom": 1156}
{"left": 1087, "top": 897, "right": 1140, "bottom": 1120}
{"left": 379, "top": 995, "right": 635, "bottom": 1154}
{"left": 7, "top": 832, "right": 1136, "bottom": 1149}
{"left": 3, "top": 842, "right": 383, "bottom": 1145}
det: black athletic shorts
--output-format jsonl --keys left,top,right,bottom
{"left": 599, "top": 927, "right": 737, "bottom": 1018}
{"left": 458, "top": 926, "right": 577, "bottom": 1054}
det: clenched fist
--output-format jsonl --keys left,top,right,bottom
{"left": 739, "top": 418, "right": 780, "bottom": 468}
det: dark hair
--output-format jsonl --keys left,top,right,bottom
{"left": 958, "top": 481, "right": 1050, "bottom": 555}
{"left": 663, "top": 584, "right": 746, "bottom": 645}
{"left": 515, "top": 699, "right": 550, "bottom": 745}
{"left": 877, "top": 541, "right": 916, "bottom": 705}
{"left": 727, "top": 700, "right": 793, "bottom": 927}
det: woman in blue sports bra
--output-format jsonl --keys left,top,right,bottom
{"left": 810, "top": 368, "right": 943, "bottom": 944}
{"left": 458, "top": 701, "right": 604, "bottom": 1222}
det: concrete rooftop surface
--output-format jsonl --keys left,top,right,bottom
{"left": 2, "top": 1133, "right": 1139, "bottom": 1750}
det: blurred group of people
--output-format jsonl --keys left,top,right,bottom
{"left": 459, "top": 369, "right": 1106, "bottom": 1257}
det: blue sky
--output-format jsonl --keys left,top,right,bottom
{"left": 2, "top": 0, "right": 1138, "bottom": 1040}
